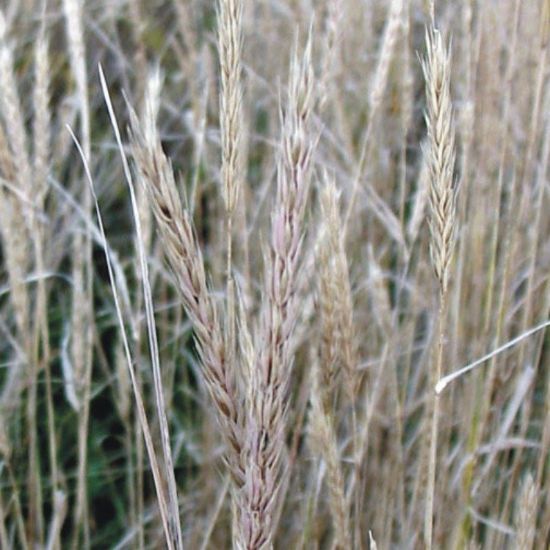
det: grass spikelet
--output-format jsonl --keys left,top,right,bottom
{"left": 369, "top": 0, "right": 403, "bottom": 112}
{"left": 309, "top": 361, "right": 350, "bottom": 549}
{"left": 422, "top": 28, "right": 457, "bottom": 294}
{"left": 318, "top": 173, "right": 356, "bottom": 397}
{"left": 218, "top": 0, "right": 244, "bottom": 215}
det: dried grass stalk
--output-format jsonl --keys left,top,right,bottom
{"left": 129, "top": 110, "right": 245, "bottom": 486}
{"left": 422, "top": 25, "right": 458, "bottom": 550}
{"left": 236, "top": 35, "right": 315, "bottom": 550}
{"left": 62, "top": 1, "right": 94, "bottom": 545}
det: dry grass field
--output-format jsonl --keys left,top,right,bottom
{"left": 0, "top": 0, "right": 548, "bottom": 548}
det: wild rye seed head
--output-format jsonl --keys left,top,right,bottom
{"left": 129, "top": 108, "right": 245, "bottom": 487}
{"left": 235, "top": 33, "right": 316, "bottom": 550}
{"left": 422, "top": 28, "right": 457, "bottom": 294}
{"left": 218, "top": 0, "right": 244, "bottom": 215}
